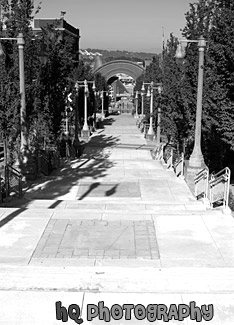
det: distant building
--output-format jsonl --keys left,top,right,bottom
{"left": 136, "top": 62, "right": 144, "bottom": 68}
{"left": 33, "top": 18, "right": 80, "bottom": 64}
{"left": 144, "top": 59, "right": 152, "bottom": 67}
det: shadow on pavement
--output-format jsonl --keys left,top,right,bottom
{"left": 78, "top": 182, "right": 100, "bottom": 201}
{"left": 102, "top": 117, "right": 116, "bottom": 126}
{"left": 105, "top": 184, "right": 118, "bottom": 197}
{"left": 3, "top": 133, "right": 121, "bottom": 206}
{"left": 0, "top": 208, "right": 26, "bottom": 228}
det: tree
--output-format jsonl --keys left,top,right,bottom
{"left": 0, "top": 1, "right": 85, "bottom": 164}
{"left": 160, "top": 34, "right": 188, "bottom": 147}
{"left": 181, "top": 0, "right": 234, "bottom": 169}
{"left": 94, "top": 72, "right": 108, "bottom": 113}
{"left": 0, "top": 0, "right": 39, "bottom": 162}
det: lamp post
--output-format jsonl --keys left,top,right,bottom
{"left": 156, "top": 85, "right": 162, "bottom": 146}
{"left": 100, "top": 90, "right": 108, "bottom": 121}
{"left": 75, "top": 79, "right": 95, "bottom": 139}
{"left": 142, "top": 82, "right": 162, "bottom": 141}
{"left": 73, "top": 82, "right": 80, "bottom": 140}
{"left": 175, "top": 36, "right": 206, "bottom": 168}
{"left": 135, "top": 91, "right": 139, "bottom": 119}
{"left": 141, "top": 87, "right": 145, "bottom": 118}
{"left": 0, "top": 33, "right": 27, "bottom": 152}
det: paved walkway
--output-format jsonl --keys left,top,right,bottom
{"left": 1, "top": 114, "right": 234, "bottom": 324}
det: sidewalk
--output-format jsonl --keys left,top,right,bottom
{"left": 0, "top": 114, "right": 234, "bottom": 324}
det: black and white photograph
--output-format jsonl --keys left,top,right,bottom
{"left": 0, "top": 0, "right": 234, "bottom": 323}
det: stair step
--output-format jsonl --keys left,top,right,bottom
{"left": 0, "top": 207, "right": 219, "bottom": 218}
{"left": 1, "top": 200, "right": 208, "bottom": 211}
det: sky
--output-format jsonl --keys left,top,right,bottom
{"left": 34, "top": 0, "right": 194, "bottom": 53}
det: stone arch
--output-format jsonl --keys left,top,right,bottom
{"left": 94, "top": 60, "right": 144, "bottom": 81}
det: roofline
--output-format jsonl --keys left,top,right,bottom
{"left": 33, "top": 27, "right": 80, "bottom": 39}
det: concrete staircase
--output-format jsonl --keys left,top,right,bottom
{"left": 0, "top": 114, "right": 234, "bottom": 324}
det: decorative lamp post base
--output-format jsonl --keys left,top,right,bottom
{"left": 81, "top": 129, "right": 90, "bottom": 140}
{"left": 184, "top": 160, "right": 207, "bottom": 195}
{"left": 188, "top": 152, "right": 205, "bottom": 168}
{"left": 147, "top": 126, "right": 154, "bottom": 141}
{"left": 146, "top": 134, "right": 154, "bottom": 141}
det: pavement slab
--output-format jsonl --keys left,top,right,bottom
{"left": 30, "top": 219, "right": 160, "bottom": 261}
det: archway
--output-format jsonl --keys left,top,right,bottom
{"left": 94, "top": 60, "right": 144, "bottom": 114}
{"left": 94, "top": 59, "right": 144, "bottom": 81}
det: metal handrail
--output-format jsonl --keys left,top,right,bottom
{"left": 209, "top": 167, "right": 230, "bottom": 209}
{"left": 209, "top": 174, "right": 229, "bottom": 187}
{"left": 166, "top": 148, "right": 173, "bottom": 169}
{"left": 194, "top": 167, "right": 209, "bottom": 199}
{"left": 143, "top": 123, "right": 150, "bottom": 138}
{"left": 151, "top": 143, "right": 164, "bottom": 160}
{"left": 174, "top": 152, "right": 184, "bottom": 177}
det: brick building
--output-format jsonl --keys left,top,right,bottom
{"left": 33, "top": 18, "right": 80, "bottom": 64}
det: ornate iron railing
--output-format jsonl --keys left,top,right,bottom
{"left": 194, "top": 167, "right": 209, "bottom": 200}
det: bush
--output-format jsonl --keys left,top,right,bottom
{"left": 228, "top": 189, "right": 234, "bottom": 211}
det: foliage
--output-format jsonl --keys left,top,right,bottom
{"left": 85, "top": 48, "right": 154, "bottom": 61}
{"left": 180, "top": 0, "right": 234, "bottom": 169}
{"left": 0, "top": 0, "right": 36, "bottom": 146}
{"left": 0, "top": 1, "right": 93, "bottom": 162}
{"left": 156, "top": 0, "right": 234, "bottom": 170}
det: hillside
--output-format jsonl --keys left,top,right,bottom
{"left": 83, "top": 48, "right": 156, "bottom": 61}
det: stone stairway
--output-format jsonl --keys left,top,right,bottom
{"left": 1, "top": 114, "right": 234, "bottom": 323}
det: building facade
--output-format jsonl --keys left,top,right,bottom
{"left": 33, "top": 18, "right": 80, "bottom": 64}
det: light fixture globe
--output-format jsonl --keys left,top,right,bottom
{"left": 175, "top": 43, "right": 185, "bottom": 64}
{"left": 146, "top": 87, "right": 151, "bottom": 98}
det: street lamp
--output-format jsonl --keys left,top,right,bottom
{"left": 75, "top": 79, "right": 95, "bottom": 139}
{"left": 175, "top": 36, "right": 206, "bottom": 168}
{"left": 135, "top": 91, "right": 139, "bottom": 119}
{"left": 100, "top": 90, "right": 108, "bottom": 121}
{"left": 143, "top": 81, "right": 162, "bottom": 141}
{"left": 141, "top": 84, "right": 145, "bottom": 118}
{"left": 0, "top": 33, "right": 26, "bottom": 153}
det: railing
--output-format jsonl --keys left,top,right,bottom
{"left": 174, "top": 152, "right": 184, "bottom": 177}
{"left": 194, "top": 167, "right": 209, "bottom": 200}
{"left": 165, "top": 148, "right": 173, "bottom": 169}
{"left": 209, "top": 167, "right": 230, "bottom": 209}
{"left": 0, "top": 174, "right": 4, "bottom": 203}
{"left": 5, "top": 165, "right": 22, "bottom": 198}
{"left": 151, "top": 143, "right": 164, "bottom": 160}
{"left": 143, "top": 123, "right": 150, "bottom": 138}
{"left": 0, "top": 141, "right": 4, "bottom": 163}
